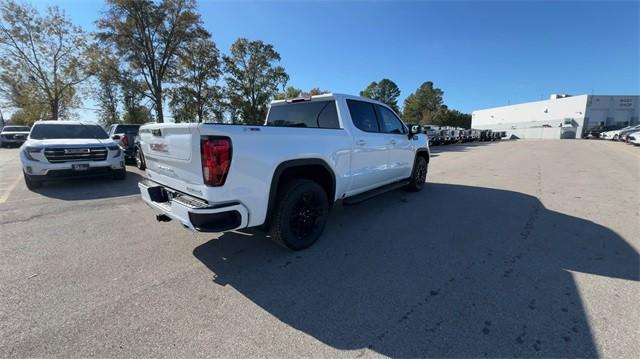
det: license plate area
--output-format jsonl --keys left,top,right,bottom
{"left": 147, "top": 186, "right": 175, "bottom": 203}
{"left": 72, "top": 164, "right": 90, "bottom": 171}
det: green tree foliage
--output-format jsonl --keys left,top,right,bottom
{"left": 223, "top": 38, "right": 288, "bottom": 124}
{"left": 420, "top": 106, "right": 472, "bottom": 128}
{"left": 275, "top": 86, "right": 329, "bottom": 100}
{"left": 306, "top": 88, "right": 328, "bottom": 96}
{"left": 9, "top": 108, "right": 44, "bottom": 125}
{"left": 402, "top": 81, "right": 444, "bottom": 124}
{"left": 89, "top": 47, "right": 153, "bottom": 125}
{"left": 120, "top": 72, "right": 152, "bottom": 124}
{"left": 421, "top": 106, "right": 450, "bottom": 126}
{"left": 169, "top": 36, "right": 223, "bottom": 123}
{"left": 122, "top": 105, "right": 152, "bottom": 124}
{"left": 360, "top": 79, "right": 401, "bottom": 114}
{"left": 0, "top": 74, "right": 49, "bottom": 125}
{"left": 0, "top": 0, "right": 91, "bottom": 121}
{"left": 97, "top": 0, "right": 207, "bottom": 123}
{"left": 403, "top": 81, "right": 471, "bottom": 128}
{"left": 443, "top": 109, "right": 471, "bottom": 128}
{"left": 275, "top": 86, "right": 302, "bottom": 100}
{"left": 90, "top": 47, "right": 121, "bottom": 126}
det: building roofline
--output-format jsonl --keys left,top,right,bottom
{"left": 472, "top": 94, "right": 591, "bottom": 113}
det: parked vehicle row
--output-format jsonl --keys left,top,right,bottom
{"left": 598, "top": 124, "right": 640, "bottom": 145}
{"left": 421, "top": 125, "right": 505, "bottom": 146}
{"left": 9, "top": 93, "right": 519, "bottom": 251}
{"left": 627, "top": 132, "right": 640, "bottom": 146}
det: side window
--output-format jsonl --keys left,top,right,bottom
{"left": 376, "top": 105, "right": 406, "bottom": 134}
{"left": 317, "top": 101, "right": 340, "bottom": 128}
{"left": 347, "top": 100, "right": 379, "bottom": 133}
{"left": 266, "top": 100, "right": 340, "bottom": 129}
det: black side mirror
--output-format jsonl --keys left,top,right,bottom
{"left": 112, "top": 134, "right": 121, "bottom": 140}
{"left": 409, "top": 125, "right": 422, "bottom": 138}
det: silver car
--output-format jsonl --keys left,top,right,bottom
{"left": 0, "top": 125, "right": 31, "bottom": 147}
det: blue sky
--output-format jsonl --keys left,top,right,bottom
{"left": 33, "top": 0, "right": 639, "bottom": 120}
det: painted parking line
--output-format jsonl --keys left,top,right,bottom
{"left": 0, "top": 174, "right": 21, "bottom": 204}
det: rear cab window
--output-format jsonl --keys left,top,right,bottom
{"left": 266, "top": 100, "right": 340, "bottom": 129}
{"left": 113, "top": 125, "right": 141, "bottom": 134}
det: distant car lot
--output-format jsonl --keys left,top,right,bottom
{"left": 0, "top": 140, "right": 638, "bottom": 358}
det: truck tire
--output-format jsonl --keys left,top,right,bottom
{"left": 405, "top": 156, "right": 428, "bottom": 192}
{"left": 24, "top": 173, "right": 42, "bottom": 190}
{"left": 113, "top": 167, "right": 126, "bottom": 180}
{"left": 135, "top": 147, "right": 146, "bottom": 170}
{"left": 270, "top": 179, "right": 329, "bottom": 250}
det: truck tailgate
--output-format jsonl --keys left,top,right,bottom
{"left": 139, "top": 123, "right": 204, "bottom": 196}
{"left": 141, "top": 124, "right": 193, "bottom": 160}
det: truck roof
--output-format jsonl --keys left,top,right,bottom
{"left": 270, "top": 93, "right": 390, "bottom": 108}
{"left": 34, "top": 120, "right": 99, "bottom": 126}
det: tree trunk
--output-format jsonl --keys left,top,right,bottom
{"left": 50, "top": 97, "right": 59, "bottom": 121}
{"left": 197, "top": 102, "right": 204, "bottom": 123}
{"left": 154, "top": 92, "right": 164, "bottom": 123}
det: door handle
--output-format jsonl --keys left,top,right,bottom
{"left": 389, "top": 139, "right": 397, "bottom": 145}
{"left": 356, "top": 139, "right": 366, "bottom": 146}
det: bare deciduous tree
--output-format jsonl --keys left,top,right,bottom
{"left": 0, "top": 0, "right": 91, "bottom": 122}
{"left": 97, "top": 0, "right": 207, "bottom": 123}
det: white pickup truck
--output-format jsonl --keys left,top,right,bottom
{"left": 138, "top": 93, "right": 430, "bottom": 249}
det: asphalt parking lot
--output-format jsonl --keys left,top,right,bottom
{"left": 1, "top": 140, "right": 638, "bottom": 358}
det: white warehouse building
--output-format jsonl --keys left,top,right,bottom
{"left": 472, "top": 94, "right": 640, "bottom": 139}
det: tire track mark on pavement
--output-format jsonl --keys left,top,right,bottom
{"left": 0, "top": 195, "right": 139, "bottom": 225}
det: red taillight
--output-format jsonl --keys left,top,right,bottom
{"left": 200, "top": 136, "right": 232, "bottom": 186}
{"left": 122, "top": 135, "right": 129, "bottom": 147}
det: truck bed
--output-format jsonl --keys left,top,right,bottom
{"left": 139, "top": 123, "right": 352, "bottom": 227}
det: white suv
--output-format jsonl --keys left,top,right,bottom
{"left": 0, "top": 125, "right": 31, "bottom": 147}
{"left": 20, "top": 120, "right": 126, "bottom": 190}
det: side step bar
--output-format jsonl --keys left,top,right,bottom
{"left": 343, "top": 180, "right": 410, "bottom": 206}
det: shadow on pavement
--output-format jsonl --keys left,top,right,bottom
{"left": 193, "top": 183, "right": 638, "bottom": 357}
{"left": 430, "top": 141, "right": 505, "bottom": 154}
{"left": 34, "top": 169, "right": 143, "bottom": 200}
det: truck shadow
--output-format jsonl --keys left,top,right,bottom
{"left": 34, "top": 169, "right": 143, "bottom": 200}
{"left": 430, "top": 140, "right": 504, "bottom": 154}
{"left": 193, "top": 183, "right": 638, "bottom": 357}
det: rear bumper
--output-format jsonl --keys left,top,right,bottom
{"left": 138, "top": 179, "right": 249, "bottom": 232}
